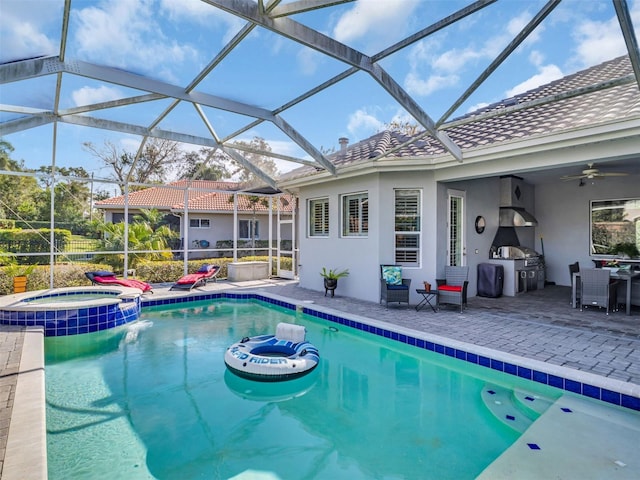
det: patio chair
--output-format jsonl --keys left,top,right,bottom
{"left": 436, "top": 266, "right": 469, "bottom": 313}
{"left": 170, "top": 264, "right": 221, "bottom": 291}
{"left": 568, "top": 261, "right": 580, "bottom": 305}
{"left": 380, "top": 265, "right": 411, "bottom": 307}
{"left": 579, "top": 268, "right": 618, "bottom": 315}
{"left": 85, "top": 271, "right": 153, "bottom": 293}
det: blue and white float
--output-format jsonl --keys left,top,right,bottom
{"left": 224, "top": 322, "right": 319, "bottom": 382}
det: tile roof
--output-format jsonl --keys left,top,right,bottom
{"left": 95, "top": 180, "right": 293, "bottom": 213}
{"left": 280, "top": 56, "right": 640, "bottom": 181}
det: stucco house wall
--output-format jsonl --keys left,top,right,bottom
{"left": 535, "top": 175, "right": 639, "bottom": 286}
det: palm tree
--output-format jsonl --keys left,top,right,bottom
{"left": 95, "top": 220, "right": 177, "bottom": 270}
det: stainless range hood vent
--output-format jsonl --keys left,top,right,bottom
{"left": 499, "top": 176, "right": 538, "bottom": 227}
{"left": 500, "top": 207, "right": 538, "bottom": 227}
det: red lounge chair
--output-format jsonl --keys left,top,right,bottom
{"left": 170, "top": 264, "right": 220, "bottom": 291}
{"left": 85, "top": 271, "right": 153, "bottom": 292}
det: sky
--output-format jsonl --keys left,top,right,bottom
{"left": 0, "top": 0, "right": 639, "bottom": 179}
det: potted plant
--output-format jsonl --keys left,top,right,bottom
{"left": 320, "top": 267, "right": 349, "bottom": 297}
{"left": 609, "top": 242, "right": 640, "bottom": 259}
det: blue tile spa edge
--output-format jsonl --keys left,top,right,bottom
{"left": 141, "top": 291, "right": 640, "bottom": 413}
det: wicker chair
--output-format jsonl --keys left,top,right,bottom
{"left": 568, "top": 261, "right": 580, "bottom": 305}
{"left": 580, "top": 268, "right": 619, "bottom": 315}
{"left": 436, "top": 266, "right": 469, "bottom": 313}
{"left": 380, "top": 265, "right": 411, "bottom": 307}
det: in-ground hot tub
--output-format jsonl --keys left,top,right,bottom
{"left": 0, "top": 286, "right": 143, "bottom": 336}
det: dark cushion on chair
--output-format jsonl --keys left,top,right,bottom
{"left": 439, "top": 285, "right": 462, "bottom": 292}
{"left": 387, "top": 284, "right": 409, "bottom": 290}
{"left": 93, "top": 270, "right": 115, "bottom": 277}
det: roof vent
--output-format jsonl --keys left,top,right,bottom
{"left": 338, "top": 137, "right": 349, "bottom": 152}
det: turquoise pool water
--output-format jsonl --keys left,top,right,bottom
{"left": 45, "top": 299, "right": 561, "bottom": 479}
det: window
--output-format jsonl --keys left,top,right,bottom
{"left": 342, "top": 192, "right": 368, "bottom": 236}
{"left": 590, "top": 198, "right": 640, "bottom": 256}
{"left": 395, "top": 189, "right": 421, "bottom": 266}
{"left": 239, "top": 219, "right": 259, "bottom": 240}
{"left": 189, "top": 218, "right": 210, "bottom": 228}
{"left": 309, "top": 197, "right": 329, "bottom": 237}
{"left": 447, "top": 190, "right": 465, "bottom": 266}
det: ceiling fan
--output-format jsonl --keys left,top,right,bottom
{"left": 561, "top": 163, "right": 629, "bottom": 181}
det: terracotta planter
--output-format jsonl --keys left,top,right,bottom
{"left": 13, "top": 276, "right": 27, "bottom": 294}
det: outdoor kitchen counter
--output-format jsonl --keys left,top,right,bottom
{"left": 486, "top": 259, "right": 524, "bottom": 296}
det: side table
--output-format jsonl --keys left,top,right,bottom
{"left": 415, "top": 289, "right": 438, "bottom": 312}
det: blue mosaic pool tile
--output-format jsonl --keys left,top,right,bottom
{"left": 532, "top": 370, "right": 548, "bottom": 384}
{"left": 504, "top": 362, "right": 517, "bottom": 375}
{"left": 548, "top": 375, "right": 564, "bottom": 389}
{"left": 490, "top": 359, "right": 504, "bottom": 371}
{"left": 444, "top": 346, "right": 455, "bottom": 357}
{"left": 435, "top": 343, "right": 445, "bottom": 354}
{"left": 479, "top": 356, "right": 491, "bottom": 367}
{"left": 517, "top": 366, "right": 532, "bottom": 380}
{"left": 466, "top": 352, "right": 478, "bottom": 364}
{"left": 583, "top": 384, "right": 600, "bottom": 400}
{"left": 425, "top": 341, "right": 434, "bottom": 351}
{"left": 565, "top": 379, "right": 581, "bottom": 394}
{"left": 527, "top": 443, "right": 541, "bottom": 450}
{"left": 561, "top": 407, "right": 572, "bottom": 413}
{"left": 601, "top": 389, "right": 621, "bottom": 406}
{"left": 506, "top": 415, "right": 515, "bottom": 421}
{"left": 621, "top": 394, "right": 640, "bottom": 410}
{"left": 455, "top": 349, "right": 466, "bottom": 360}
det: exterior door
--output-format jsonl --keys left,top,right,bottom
{"left": 277, "top": 201, "right": 296, "bottom": 279}
{"left": 447, "top": 189, "right": 466, "bottom": 266}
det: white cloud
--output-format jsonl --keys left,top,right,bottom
{"left": 72, "top": 85, "right": 122, "bottom": 106}
{"left": 572, "top": 3, "right": 638, "bottom": 67}
{"left": 297, "top": 47, "right": 321, "bottom": 76}
{"left": 0, "top": 3, "right": 59, "bottom": 62}
{"left": 404, "top": 10, "right": 534, "bottom": 98}
{"left": 71, "top": 0, "right": 199, "bottom": 82}
{"left": 405, "top": 72, "right": 459, "bottom": 97}
{"left": 333, "top": 0, "right": 420, "bottom": 48}
{"left": 505, "top": 64, "right": 563, "bottom": 97}
{"left": 347, "top": 108, "right": 383, "bottom": 138}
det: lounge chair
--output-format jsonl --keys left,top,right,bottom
{"left": 170, "top": 264, "right": 220, "bottom": 291}
{"left": 85, "top": 271, "right": 153, "bottom": 292}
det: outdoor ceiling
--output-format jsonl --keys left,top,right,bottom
{"left": 1, "top": 0, "right": 639, "bottom": 189}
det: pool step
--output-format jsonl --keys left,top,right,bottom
{"left": 481, "top": 384, "right": 553, "bottom": 433}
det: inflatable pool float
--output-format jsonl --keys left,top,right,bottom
{"left": 224, "top": 322, "right": 319, "bottom": 382}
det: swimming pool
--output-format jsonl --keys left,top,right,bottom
{"left": 45, "top": 297, "right": 575, "bottom": 479}
{"left": 0, "top": 286, "right": 142, "bottom": 335}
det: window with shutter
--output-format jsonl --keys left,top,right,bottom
{"left": 395, "top": 189, "right": 421, "bottom": 266}
{"left": 341, "top": 192, "right": 368, "bottom": 236}
{"left": 308, "top": 198, "right": 329, "bottom": 236}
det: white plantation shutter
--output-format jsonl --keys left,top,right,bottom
{"left": 309, "top": 198, "right": 329, "bottom": 236}
{"left": 342, "top": 193, "right": 368, "bottom": 236}
{"left": 395, "top": 189, "right": 421, "bottom": 266}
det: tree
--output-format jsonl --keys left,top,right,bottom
{"left": 83, "top": 138, "right": 183, "bottom": 193}
{"left": 382, "top": 120, "right": 423, "bottom": 136}
{"left": 0, "top": 140, "right": 41, "bottom": 221}
{"left": 178, "top": 148, "right": 231, "bottom": 180}
{"left": 228, "top": 137, "right": 279, "bottom": 185}
{"left": 31, "top": 166, "right": 92, "bottom": 231}
{"left": 94, "top": 220, "right": 177, "bottom": 270}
